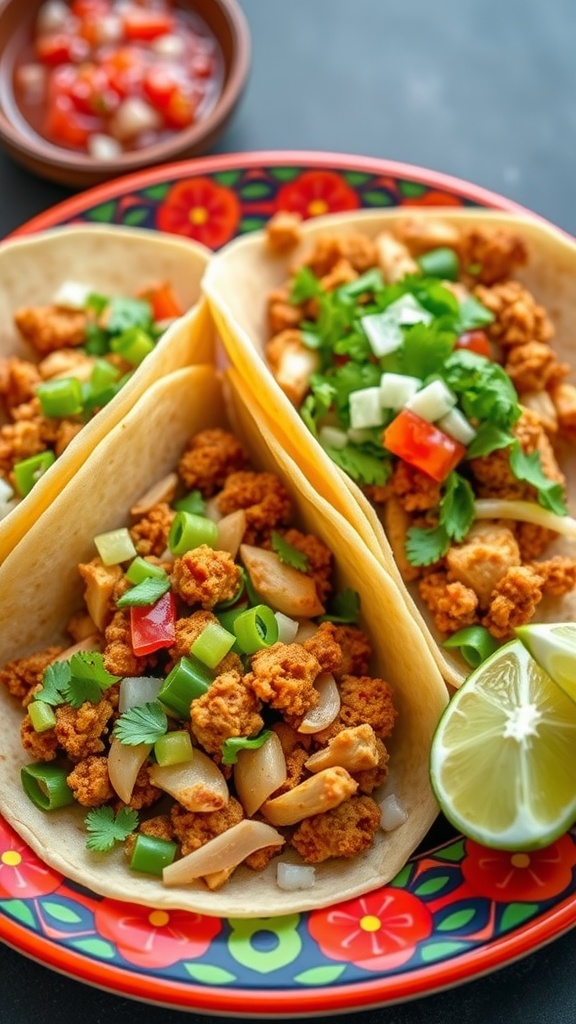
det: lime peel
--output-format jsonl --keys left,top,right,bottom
{"left": 430, "top": 639, "right": 576, "bottom": 851}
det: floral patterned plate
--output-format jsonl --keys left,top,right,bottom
{"left": 3, "top": 152, "right": 575, "bottom": 1016}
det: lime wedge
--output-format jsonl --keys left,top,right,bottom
{"left": 430, "top": 639, "right": 576, "bottom": 850}
{"left": 516, "top": 622, "right": 576, "bottom": 703}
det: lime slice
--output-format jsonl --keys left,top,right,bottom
{"left": 430, "top": 639, "right": 576, "bottom": 850}
{"left": 516, "top": 622, "right": 576, "bottom": 703}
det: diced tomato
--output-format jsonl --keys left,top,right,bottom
{"left": 69, "top": 64, "right": 119, "bottom": 116}
{"left": 36, "top": 32, "right": 90, "bottom": 66}
{"left": 122, "top": 9, "right": 174, "bottom": 41}
{"left": 71, "top": 0, "right": 111, "bottom": 16}
{"left": 165, "top": 88, "right": 196, "bottom": 129}
{"left": 139, "top": 282, "right": 184, "bottom": 321}
{"left": 383, "top": 409, "right": 467, "bottom": 483}
{"left": 143, "top": 65, "right": 178, "bottom": 108}
{"left": 130, "top": 591, "right": 176, "bottom": 656}
{"left": 455, "top": 329, "right": 492, "bottom": 358}
{"left": 44, "top": 93, "right": 103, "bottom": 147}
{"left": 101, "top": 47, "right": 144, "bottom": 98}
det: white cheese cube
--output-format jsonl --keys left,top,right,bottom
{"left": 406, "top": 380, "right": 457, "bottom": 422}
{"left": 380, "top": 372, "right": 422, "bottom": 410}
{"left": 437, "top": 408, "right": 477, "bottom": 445}
{"left": 349, "top": 387, "right": 385, "bottom": 429}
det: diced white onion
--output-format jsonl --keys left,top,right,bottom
{"left": 52, "top": 280, "right": 92, "bottom": 310}
{"left": 437, "top": 407, "right": 477, "bottom": 445}
{"left": 96, "top": 13, "right": 123, "bottom": 44}
{"left": 110, "top": 98, "right": 162, "bottom": 142}
{"left": 275, "top": 611, "right": 300, "bottom": 644}
{"left": 298, "top": 673, "right": 341, "bottom": 734}
{"left": 131, "top": 472, "right": 179, "bottom": 516}
{"left": 149, "top": 750, "right": 229, "bottom": 812}
{"left": 347, "top": 427, "right": 374, "bottom": 444}
{"left": 88, "top": 134, "right": 123, "bottom": 161}
{"left": 349, "top": 387, "right": 384, "bottom": 430}
{"left": 216, "top": 509, "right": 246, "bottom": 558}
{"left": 234, "top": 731, "right": 287, "bottom": 817}
{"left": 379, "top": 793, "right": 409, "bottom": 831}
{"left": 36, "top": 1, "right": 70, "bottom": 34}
{"left": 203, "top": 496, "right": 222, "bottom": 522}
{"left": 240, "top": 544, "right": 325, "bottom": 619}
{"left": 318, "top": 425, "right": 349, "bottom": 449}
{"left": 108, "top": 737, "right": 152, "bottom": 804}
{"left": 0, "top": 477, "right": 14, "bottom": 503}
{"left": 380, "top": 372, "right": 422, "bottom": 410}
{"left": 162, "top": 820, "right": 285, "bottom": 885}
{"left": 118, "top": 677, "right": 163, "bottom": 713}
{"left": 361, "top": 311, "right": 403, "bottom": 357}
{"left": 473, "top": 500, "right": 576, "bottom": 539}
{"left": 294, "top": 620, "right": 317, "bottom": 643}
{"left": 386, "top": 294, "right": 433, "bottom": 326}
{"left": 152, "top": 33, "right": 187, "bottom": 58}
{"left": 276, "top": 862, "right": 316, "bottom": 891}
{"left": 406, "top": 379, "right": 457, "bottom": 422}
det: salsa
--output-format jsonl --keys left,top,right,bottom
{"left": 12, "top": 0, "right": 224, "bottom": 157}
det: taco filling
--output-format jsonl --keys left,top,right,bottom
{"left": 261, "top": 215, "right": 576, "bottom": 660}
{"left": 1, "top": 426, "right": 401, "bottom": 892}
{"left": 0, "top": 279, "right": 183, "bottom": 516}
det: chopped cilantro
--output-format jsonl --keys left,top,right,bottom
{"left": 113, "top": 701, "right": 168, "bottom": 745}
{"left": 456, "top": 295, "right": 495, "bottom": 332}
{"left": 37, "top": 652, "right": 119, "bottom": 709}
{"left": 400, "top": 322, "right": 456, "bottom": 379}
{"left": 85, "top": 806, "right": 139, "bottom": 853}
{"left": 509, "top": 442, "right": 568, "bottom": 515}
{"left": 221, "top": 730, "right": 272, "bottom": 766}
{"left": 405, "top": 523, "right": 451, "bottom": 566}
{"left": 84, "top": 322, "right": 109, "bottom": 356}
{"left": 290, "top": 266, "right": 322, "bottom": 304}
{"left": 86, "top": 292, "right": 109, "bottom": 317}
{"left": 439, "top": 473, "right": 476, "bottom": 543}
{"left": 336, "top": 267, "right": 384, "bottom": 300}
{"left": 271, "top": 531, "right": 309, "bottom": 571}
{"left": 116, "top": 575, "right": 171, "bottom": 608}
{"left": 106, "top": 296, "right": 153, "bottom": 335}
{"left": 326, "top": 443, "right": 391, "bottom": 487}
{"left": 466, "top": 423, "right": 514, "bottom": 460}
{"left": 320, "top": 588, "right": 361, "bottom": 624}
{"left": 37, "top": 660, "right": 71, "bottom": 706}
{"left": 440, "top": 349, "right": 521, "bottom": 430}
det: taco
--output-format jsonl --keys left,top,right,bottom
{"left": 0, "top": 364, "right": 447, "bottom": 918}
{"left": 203, "top": 209, "right": 576, "bottom": 687}
{"left": 0, "top": 224, "right": 213, "bottom": 562}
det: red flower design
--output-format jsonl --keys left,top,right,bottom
{"left": 462, "top": 834, "right": 576, "bottom": 903}
{"left": 0, "top": 820, "right": 61, "bottom": 899}
{"left": 156, "top": 177, "right": 241, "bottom": 248}
{"left": 94, "top": 898, "right": 222, "bottom": 969}
{"left": 276, "top": 170, "right": 360, "bottom": 219}
{"left": 402, "top": 190, "right": 464, "bottom": 207}
{"left": 308, "top": 888, "right": 433, "bottom": 971}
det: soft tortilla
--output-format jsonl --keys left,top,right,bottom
{"left": 203, "top": 209, "right": 576, "bottom": 687}
{"left": 0, "top": 364, "right": 447, "bottom": 918}
{"left": 0, "top": 224, "right": 213, "bottom": 562}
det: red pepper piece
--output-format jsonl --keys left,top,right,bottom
{"left": 455, "top": 330, "right": 491, "bottom": 358}
{"left": 130, "top": 591, "right": 176, "bottom": 656}
{"left": 383, "top": 408, "right": 467, "bottom": 483}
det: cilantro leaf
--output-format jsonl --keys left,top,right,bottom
{"left": 405, "top": 524, "right": 450, "bottom": 566}
{"left": 320, "top": 588, "right": 361, "bottom": 624}
{"left": 221, "top": 730, "right": 272, "bottom": 766}
{"left": 328, "top": 361, "right": 382, "bottom": 422}
{"left": 441, "top": 350, "right": 521, "bottom": 430}
{"left": 326, "top": 443, "right": 391, "bottom": 487}
{"left": 37, "top": 660, "right": 71, "bottom": 706}
{"left": 466, "top": 423, "right": 514, "bottom": 460}
{"left": 62, "top": 651, "right": 120, "bottom": 707}
{"left": 116, "top": 575, "right": 171, "bottom": 608}
{"left": 456, "top": 295, "right": 495, "bottom": 332}
{"left": 336, "top": 267, "right": 384, "bottom": 300}
{"left": 401, "top": 322, "right": 456, "bottom": 379}
{"left": 113, "top": 701, "right": 168, "bottom": 745}
{"left": 271, "top": 531, "right": 309, "bottom": 571}
{"left": 290, "top": 267, "right": 322, "bottom": 304}
{"left": 509, "top": 442, "right": 568, "bottom": 515}
{"left": 107, "top": 296, "right": 153, "bottom": 335}
{"left": 85, "top": 806, "right": 139, "bottom": 853}
{"left": 440, "top": 473, "right": 476, "bottom": 543}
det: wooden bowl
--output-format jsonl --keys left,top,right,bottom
{"left": 0, "top": 0, "right": 250, "bottom": 188}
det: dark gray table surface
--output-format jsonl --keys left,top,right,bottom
{"left": 0, "top": 0, "right": 575, "bottom": 1021}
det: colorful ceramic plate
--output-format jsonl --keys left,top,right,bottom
{"left": 2, "top": 152, "right": 575, "bottom": 1016}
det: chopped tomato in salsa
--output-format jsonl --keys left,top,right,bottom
{"left": 13, "top": 0, "right": 223, "bottom": 157}
{"left": 383, "top": 408, "right": 467, "bottom": 483}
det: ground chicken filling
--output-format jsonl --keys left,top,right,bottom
{"left": 0, "top": 281, "right": 181, "bottom": 513}
{"left": 263, "top": 213, "right": 576, "bottom": 646}
{"left": 0, "top": 428, "right": 397, "bottom": 889}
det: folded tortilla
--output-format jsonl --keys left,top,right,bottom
{"left": 0, "top": 224, "right": 213, "bottom": 562}
{"left": 0, "top": 363, "right": 447, "bottom": 918}
{"left": 203, "top": 209, "right": 576, "bottom": 687}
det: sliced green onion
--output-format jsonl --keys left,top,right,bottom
{"left": 126, "top": 557, "right": 168, "bottom": 585}
{"left": 168, "top": 511, "right": 218, "bottom": 556}
{"left": 221, "top": 730, "right": 272, "bottom": 766}
{"left": 13, "top": 452, "right": 56, "bottom": 497}
{"left": 116, "top": 575, "right": 171, "bottom": 608}
{"left": 214, "top": 574, "right": 246, "bottom": 610}
{"left": 154, "top": 730, "right": 194, "bottom": 766}
{"left": 417, "top": 247, "right": 460, "bottom": 281}
{"left": 443, "top": 625, "right": 498, "bottom": 668}
{"left": 28, "top": 701, "right": 57, "bottom": 733}
{"left": 129, "top": 833, "right": 178, "bottom": 876}
{"left": 110, "top": 327, "right": 155, "bottom": 366}
{"left": 37, "top": 377, "right": 83, "bottom": 418}
{"left": 191, "top": 622, "right": 236, "bottom": 669}
{"left": 232, "top": 604, "right": 279, "bottom": 655}
{"left": 21, "top": 763, "right": 75, "bottom": 811}
{"left": 216, "top": 602, "right": 249, "bottom": 633}
{"left": 94, "top": 527, "right": 137, "bottom": 566}
{"left": 157, "top": 657, "right": 211, "bottom": 719}
{"left": 173, "top": 489, "right": 205, "bottom": 515}
{"left": 90, "top": 358, "right": 121, "bottom": 392}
